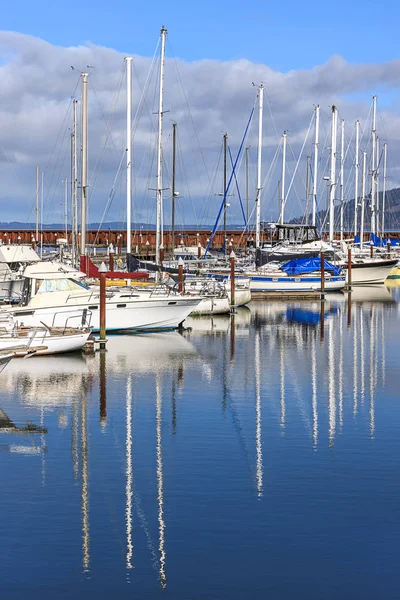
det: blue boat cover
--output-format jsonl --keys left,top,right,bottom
{"left": 355, "top": 233, "right": 399, "bottom": 247}
{"left": 280, "top": 257, "right": 342, "bottom": 276}
{"left": 370, "top": 233, "right": 399, "bottom": 247}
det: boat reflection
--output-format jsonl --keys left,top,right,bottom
{"left": 2, "top": 295, "right": 395, "bottom": 589}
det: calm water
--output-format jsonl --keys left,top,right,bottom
{"left": 1, "top": 284, "right": 400, "bottom": 599}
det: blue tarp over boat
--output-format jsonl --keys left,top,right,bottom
{"left": 280, "top": 257, "right": 342, "bottom": 276}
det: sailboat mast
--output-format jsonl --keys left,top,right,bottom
{"left": 340, "top": 119, "right": 345, "bottom": 241}
{"left": 72, "top": 99, "right": 78, "bottom": 267}
{"left": 156, "top": 26, "right": 167, "bottom": 266}
{"left": 305, "top": 156, "right": 310, "bottom": 226}
{"left": 80, "top": 73, "right": 88, "bottom": 256}
{"left": 371, "top": 95, "right": 377, "bottom": 235}
{"left": 360, "top": 151, "right": 367, "bottom": 249}
{"left": 35, "top": 165, "right": 39, "bottom": 244}
{"left": 312, "top": 105, "right": 320, "bottom": 227}
{"left": 354, "top": 120, "right": 359, "bottom": 237}
{"left": 382, "top": 143, "right": 387, "bottom": 236}
{"left": 376, "top": 136, "right": 380, "bottom": 236}
{"left": 279, "top": 131, "right": 287, "bottom": 224}
{"left": 171, "top": 122, "right": 177, "bottom": 255}
{"left": 64, "top": 178, "right": 68, "bottom": 240}
{"left": 329, "top": 105, "right": 337, "bottom": 244}
{"left": 255, "top": 84, "right": 263, "bottom": 249}
{"left": 245, "top": 146, "right": 249, "bottom": 224}
{"left": 223, "top": 132, "right": 228, "bottom": 252}
{"left": 126, "top": 57, "right": 133, "bottom": 262}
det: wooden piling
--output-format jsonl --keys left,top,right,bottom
{"left": 99, "top": 262, "right": 107, "bottom": 350}
{"left": 347, "top": 247, "right": 352, "bottom": 289}
{"left": 230, "top": 251, "right": 235, "bottom": 309}
{"left": 320, "top": 251, "right": 325, "bottom": 297}
{"left": 178, "top": 257, "right": 184, "bottom": 293}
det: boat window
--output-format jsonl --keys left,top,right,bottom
{"left": 35, "top": 278, "right": 89, "bottom": 294}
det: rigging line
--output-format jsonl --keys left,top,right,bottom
{"left": 167, "top": 39, "right": 211, "bottom": 187}
{"left": 199, "top": 144, "right": 223, "bottom": 227}
{"left": 176, "top": 131, "right": 200, "bottom": 229}
{"left": 228, "top": 145, "right": 247, "bottom": 226}
{"left": 28, "top": 77, "right": 82, "bottom": 222}
{"left": 93, "top": 150, "right": 126, "bottom": 245}
{"left": 87, "top": 63, "right": 126, "bottom": 217}
{"left": 279, "top": 112, "right": 314, "bottom": 222}
{"left": 263, "top": 86, "right": 280, "bottom": 142}
{"left": 41, "top": 99, "right": 75, "bottom": 224}
{"left": 204, "top": 102, "right": 255, "bottom": 257}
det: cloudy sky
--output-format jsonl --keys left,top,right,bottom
{"left": 0, "top": 0, "right": 399, "bottom": 228}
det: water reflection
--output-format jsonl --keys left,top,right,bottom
{"left": 1, "top": 293, "right": 398, "bottom": 597}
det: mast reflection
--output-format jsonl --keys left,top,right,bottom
{"left": 126, "top": 374, "right": 133, "bottom": 574}
{"left": 81, "top": 385, "right": 90, "bottom": 573}
{"left": 156, "top": 373, "right": 166, "bottom": 588}
{"left": 254, "top": 330, "right": 263, "bottom": 498}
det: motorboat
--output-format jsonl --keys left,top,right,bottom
{"left": 1, "top": 261, "right": 202, "bottom": 332}
{"left": 0, "top": 313, "right": 92, "bottom": 356}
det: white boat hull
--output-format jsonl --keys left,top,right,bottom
{"left": 190, "top": 296, "right": 230, "bottom": 315}
{"left": 0, "top": 330, "right": 91, "bottom": 355}
{"left": 248, "top": 274, "right": 346, "bottom": 292}
{"left": 344, "top": 259, "right": 398, "bottom": 285}
{"left": 7, "top": 296, "right": 201, "bottom": 332}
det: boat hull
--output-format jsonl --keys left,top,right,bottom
{"left": 6, "top": 296, "right": 201, "bottom": 332}
{"left": 344, "top": 259, "right": 398, "bottom": 284}
{"left": 0, "top": 330, "right": 91, "bottom": 355}
{"left": 248, "top": 274, "right": 346, "bottom": 293}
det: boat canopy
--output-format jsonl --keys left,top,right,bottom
{"left": 0, "top": 245, "right": 40, "bottom": 264}
{"left": 280, "top": 257, "right": 341, "bottom": 276}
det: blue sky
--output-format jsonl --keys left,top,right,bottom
{"left": 2, "top": 0, "right": 398, "bottom": 70}
{"left": 1, "top": 1, "right": 400, "bottom": 225}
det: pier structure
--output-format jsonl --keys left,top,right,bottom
{"left": 0, "top": 229, "right": 397, "bottom": 254}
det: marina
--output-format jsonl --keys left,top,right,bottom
{"left": 1, "top": 8, "right": 400, "bottom": 599}
{"left": 1, "top": 286, "right": 399, "bottom": 598}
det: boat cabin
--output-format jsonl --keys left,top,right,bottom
{"left": 262, "top": 224, "right": 321, "bottom": 246}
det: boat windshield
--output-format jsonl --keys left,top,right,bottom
{"left": 34, "top": 278, "right": 89, "bottom": 294}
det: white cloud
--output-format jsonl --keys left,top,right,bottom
{"left": 0, "top": 31, "right": 399, "bottom": 227}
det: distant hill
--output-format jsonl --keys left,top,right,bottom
{"left": 290, "top": 187, "right": 400, "bottom": 231}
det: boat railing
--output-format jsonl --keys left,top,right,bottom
{"left": 45, "top": 308, "right": 93, "bottom": 330}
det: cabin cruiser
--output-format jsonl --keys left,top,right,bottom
{"left": 256, "top": 224, "right": 334, "bottom": 266}
{"left": 0, "top": 244, "right": 41, "bottom": 301}
{"left": 1, "top": 261, "right": 202, "bottom": 332}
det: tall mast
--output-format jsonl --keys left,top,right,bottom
{"left": 360, "top": 151, "right": 367, "bottom": 249}
{"left": 354, "top": 120, "right": 359, "bottom": 237}
{"left": 376, "top": 136, "right": 380, "bottom": 236}
{"left": 72, "top": 99, "right": 78, "bottom": 266}
{"left": 329, "top": 106, "right": 337, "bottom": 244}
{"left": 279, "top": 131, "right": 287, "bottom": 224}
{"left": 305, "top": 156, "right": 310, "bottom": 225}
{"left": 382, "top": 143, "right": 387, "bottom": 236}
{"left": 125, "top": 57, "right": 133, "bottom": 261}
{"left": 156, "top": 26, "right": 167, "bottom": 266}
{"left": 371, "top": 95, "right": 377, "bottom": 235}
{"left": 80, "top": 72, "right": 88, "bottom": 256}
{"left": 255, "top": 84, "right": 263, "bottom": 248}
{"left": 245, "top": 146, "right": 249, "bottom": 224}
{"left": 35, "top": 165, "right": 39, "bottom": 244}
{"left": 223, "top": 132, "right": 228, "bottom": 252}
{"left": 171, "top": 122, "right": 177, "bottom": 254}
{"left": 340, "top": 119, "right": 345, "bottom": 241}
{"left": 64, "top": 178, "right": 68, "bottom": 240}
{"left": 312, "top": 105, "right": 320, "bottom": 227}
